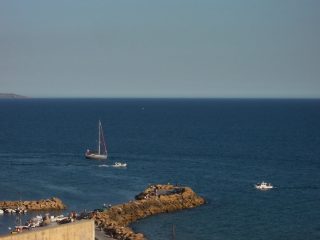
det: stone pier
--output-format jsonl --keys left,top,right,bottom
{"left": 0, "top": 197, "right": 66, "bottom": 210}
{"left": 93, "top": 184, "right": 205, "bottom": 240}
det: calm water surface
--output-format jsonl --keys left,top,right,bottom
{"left": 0, "top": 99, "right": 319, "bottom": 239}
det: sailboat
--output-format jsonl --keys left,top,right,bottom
{"left": 85, "top": 120, "right": 108, "bottom": 160}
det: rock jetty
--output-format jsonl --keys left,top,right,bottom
{"left": 94, "top": 184, "right": 205, "bottom": 240}
{"left": 0, "top": 197, "right": 66, "bottom": 210}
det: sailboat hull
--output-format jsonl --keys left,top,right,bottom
{"left": 85, "top": 153, "right": 107, "bottom": 160}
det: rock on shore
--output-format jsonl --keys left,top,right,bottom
{"left": 94, "top": 184, "right": 205, "bottom": 240}
{"left": 0, "top": 197, "right": 66, "bottom": 210}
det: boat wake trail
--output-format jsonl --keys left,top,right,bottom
{"left": 98, "top": 164, "right": 110, "bottom": 168}
{"left": 98, "top": 163, "right": 127, "bottom": 168}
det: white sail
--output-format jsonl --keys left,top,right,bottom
{"left": 98, "top": 120, "right": 107, "bottom": 156}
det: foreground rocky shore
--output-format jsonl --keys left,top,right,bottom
{"left": 0, "top": 197, "right": 66, "bottom": 210}
{"left": 93, "top": 184, "right": 205, "bottom": 240}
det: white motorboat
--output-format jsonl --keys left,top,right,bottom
{"left": 29, "top": 215, "right": 43, "bottom": 228}
{"left": 15, "top": 208, "right": 27, "bottom": 214}
{"left": 112, "top": 162, "right": 127, "bottom": 168}
{"left": 5, "top": 208, "right": 15, "bottom": 214}
{"left": 255, "top": 181, "right": 274, "bottom": 190}
{"left": 0, "top": 209, "right": 4, "bottom": 214}
{"left": 85, "top": 120, "right": 108, "bottom": 160}
{"left": 52, "top": 215, "right": 66, "bottom": 222}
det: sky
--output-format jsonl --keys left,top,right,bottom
{"left": 1, "top": 0, "right": 320, "bottom": 98}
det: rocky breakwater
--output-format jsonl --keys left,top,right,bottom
{"left": 0, "top": 197, "right": 66, "bottom": 211}
{"left": 94, "top": 184, "right": 205, "bottom": 240}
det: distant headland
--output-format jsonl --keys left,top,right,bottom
{"left": 0, "top": 93, "right": 28, "bottom": 99}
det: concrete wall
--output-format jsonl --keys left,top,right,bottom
{"left": 0, "top": 220, "right": 94, "bottom": 240}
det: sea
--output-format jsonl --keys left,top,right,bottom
{"left": 0, "top": 98, "right": 319, "bottom": 240}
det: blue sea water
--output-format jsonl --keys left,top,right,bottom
{"left": 0, "top": 99, "right": 320, "bottom": 239}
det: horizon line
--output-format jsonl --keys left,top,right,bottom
{"left": 2, "top": 96, "right": 320, "bottom": 100}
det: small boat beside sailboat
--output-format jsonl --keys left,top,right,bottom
{"left": 112, "top": 162, "right": 127, "bottom": 168}
{"left": 85, "top": 120, "right": 108, "bottom": 160}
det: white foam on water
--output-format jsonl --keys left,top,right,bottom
{"left": 98, "top": 164, "right": 110, "bottom": 168}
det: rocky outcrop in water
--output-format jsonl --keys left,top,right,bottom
{"left": 0, "top": 197, "right": 66, "bottom": 210}
{"left": 93, "top": 184, "right": 205, "bottom": 240}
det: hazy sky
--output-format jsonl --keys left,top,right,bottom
{"left": 1, "top": 0, "right": 320, "bottom": 98}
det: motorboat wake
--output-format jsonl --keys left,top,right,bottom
{"left": 98, "top": 164, "right": 110, "bottom": 168}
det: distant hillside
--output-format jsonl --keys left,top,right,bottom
{"left": 0, "top": 93, "right": 28, "bottom": 99}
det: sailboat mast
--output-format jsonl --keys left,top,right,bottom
{"left": 98, "top": 121, "right": 101, "bottom": 155}
{"left": 100, "top": 124, "right": 107, "bottom": 156}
